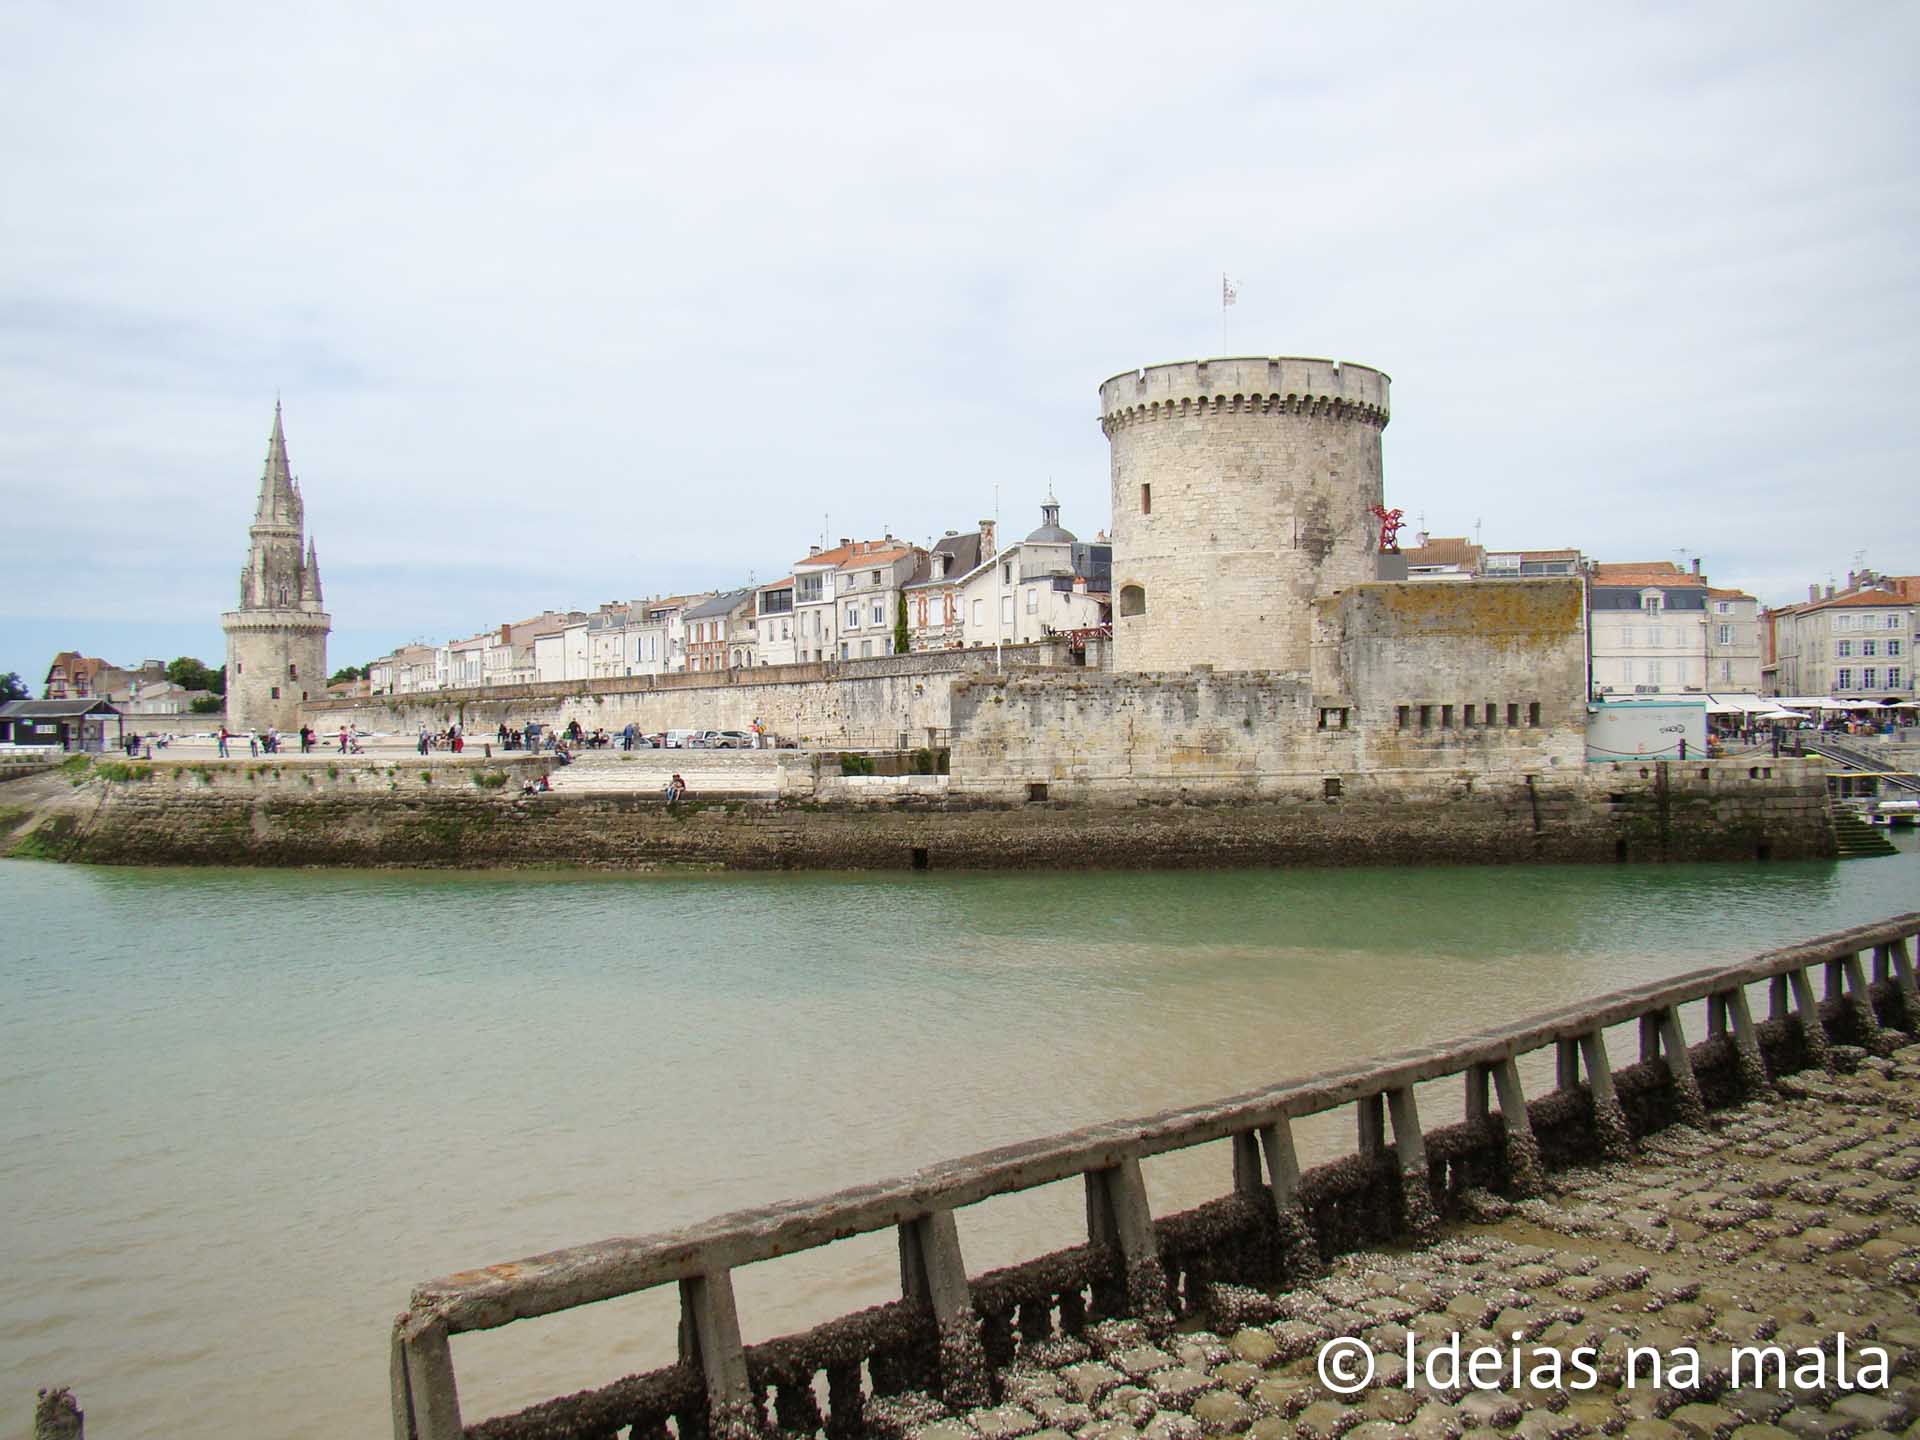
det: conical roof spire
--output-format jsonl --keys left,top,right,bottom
{"left": 254, "top": 399, "right": 301, "bottom": 528}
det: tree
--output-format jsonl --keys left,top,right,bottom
{"left": 166, "top": 656, "right": 225, "bottom": 695}
{"left": 189, "top": 694, "right": 225, "bottom": 714}
{"left": 330, "top": 665, "right": 364, "bottom": 684}
{"left": 0, "top": 671, "right": 26, "bottom": 701}
{"left": 894, "top": 591, "right": 911, "bottom": 655}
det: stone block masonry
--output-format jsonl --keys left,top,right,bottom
{"left": 2, "top": 751, "right": 1834, "bottom": 869}
{"left": 302, "top": 643, "right": 1079, "bottom": 750}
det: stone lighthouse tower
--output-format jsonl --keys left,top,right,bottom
{"left": 1099, "top": 356, "right": 1390, "bottom": 673}
{"left": 221, "top": 403, "right": 330, "bottom": 732}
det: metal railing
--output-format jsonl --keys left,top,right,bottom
{"left": 391, "top": 915, "right": 1920, "bottom": 1440}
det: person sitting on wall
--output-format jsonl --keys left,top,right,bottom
{"left": 664, "top": 772, "right": 687, "bottom": 805}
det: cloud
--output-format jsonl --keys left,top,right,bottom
{"left": 1, "top": 1, "right": 1917, "bottom": 680}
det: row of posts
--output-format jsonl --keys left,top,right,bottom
{"left": 385, "top": 939, "right": 1916, "bottom": 1440}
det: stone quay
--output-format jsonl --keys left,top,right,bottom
{"left": 384, "top": 916, "right": 1920, "bottom": 1440}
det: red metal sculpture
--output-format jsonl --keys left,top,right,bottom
{"left": 1370, "top": 504, "right": 1406, "bottom": 553}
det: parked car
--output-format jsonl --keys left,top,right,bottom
{"left": 706, "top": 730, "right": 755, "bottom": 749}
{"left": 663, "top": 729, "right": 696, "bottom": 749}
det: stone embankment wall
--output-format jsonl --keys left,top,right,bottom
{"left": 303, "top": 643, "right": 1077, "bottom": 748}
{"left": 2, "top": 752, "right": 1834, "bottom": 869}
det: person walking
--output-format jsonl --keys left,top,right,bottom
{"left": 217, "top": 726, "right": 230, "bottom": 758}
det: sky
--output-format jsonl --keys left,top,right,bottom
{"left": 2, "top": 2, "right": 1917, "bottom": 686}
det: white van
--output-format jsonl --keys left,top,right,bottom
{"left": 664, "top": 729, "right": 697, "bottom": 749}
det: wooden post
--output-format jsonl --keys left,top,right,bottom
{"left": 1578, "top": 1030, "right": 1634, "bottom": 1160}
{"left": 1656, "top": 1004, "right": 1708, "bottom": 1128}
{"left": 1824, "top": 960, "right": 1845, "bottom": 1003}
{"left": 1788, "top": 965, "right": 1833, "bottom": 1071}
{"left": 899, "top": 1210, "right": 989, "bottom": 1408}
{"left": 1768, "top": 974, "right": 1789, "bottom": 1022}
{"left": 680, "top": 1270, "right": 759, "bottom": 1440}
{"left": 1085, "top": 1157, "right": 1171, "bottom": 1326}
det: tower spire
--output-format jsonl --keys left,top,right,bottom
{"left": 254, "top": 399, "right": 300, "bottom": 528}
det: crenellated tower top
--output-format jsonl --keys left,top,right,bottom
{"left": 1098, "top": 356, "right": 1390, "bottom": 436}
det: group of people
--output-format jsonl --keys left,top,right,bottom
{"left": 120, "top": 730, "right": 170, "bottom": 758}
{"left": 417, "top": 726, "right": 466, "bottom": 755}
{"left": 216, "top": 726, "right": 285, "bottom": 758}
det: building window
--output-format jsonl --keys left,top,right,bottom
{"left": 871, "top": 600, "right": 884, "bottom": 625}
{"left": 861, "top": 640, "right": 873, "bottom": 658}
{"left": 1837, "top": 668, "right": 1853, "bottom": 689}
{"left": 839, "top": 642, "right": 849, "bottom": 659}
{"left": 1317, "top": 708, "right": 1348, "bottom": 729}
{"left": 1888, "top": 614, "right": 1903, "bottom": 629}
{"left": 870, "top": 570, "right": 881, "bottom": 585}
{"left": 1644, "top": 594, "right": 1662, "bottom": 614}
{"left": 1118, "top": 584, "right": 1146, "bottom": 617}
{"left": 845, "top": 603, "right": 860, "bottom": 628}
{"left": 271, "top": 686, "right": 280, "bottom": 699}
{"left": 1716, "top": 625, "right": 1732, "bottom": 645}
{"left": 1838, "top": 640, "right": 1852, "bottom": 657}
{"left": 1620, "top": 627, "right": 1633, "bottom": 648}
{"left": 1863, "top": 640, "right": 1878, "bottom": 656}
{"left": 1026, "top": 588, "right": 1038, "bottom": 614}
{"left": 1396, "top": 705, "right": 1410, "bottom": 729}
{"left": 1889, "top": 667, "right": 1903, "bottom": 687}
{"left": 289, "top": 663, "right": 298, "bottom": 678}
{"left": 1715, "top": 601, "right": 1731, "bottom": 614}
{"left": 1888, "top": 639, "right": 1902, "bottom": 657}
{"left": 1141, "top": 483, "right": 1151, "bottom": 515}
{"left": 1507, "top": 702, "right": 1520, "bottom": 726}
{"left": 1836, "top": 615, "right": 1854, "bottom": 631}
{"left": 1528, "top": 701, "right": 1541, "bottom": 726}
{"left": 1000, "top": 595, "right": 1013, "bottom": 624}
{"left": 1863, "top": 668, "right": 1878, "bottom": 688}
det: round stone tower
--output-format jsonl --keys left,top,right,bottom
{"left": 221, "top": 403, "right": 331, "bottom": 733}
{"left": 1099, "top": 355, "right": 1390, "bottom": 673}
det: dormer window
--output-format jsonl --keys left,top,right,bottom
{"left": 1643, "top": 592, "right": 1662, "bottom": 615}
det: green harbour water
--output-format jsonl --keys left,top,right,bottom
{"left": 2, "top": 840, "right": 1916, "bottom": 1437}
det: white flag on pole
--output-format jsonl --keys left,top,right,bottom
{"left": 1222, "top": 274, "right": 1238, "bottom": 307}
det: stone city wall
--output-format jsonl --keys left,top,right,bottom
{"left": 3, "top": 752, "right": 1833, "bottom": 870}
{"left": 301, "top": 643, "right": 1078, "bottom": 748}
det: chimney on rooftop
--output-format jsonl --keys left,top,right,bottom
{"left": 980, "top": 520, "right": 996, "bottom": 561}
{"left": 1826, "top": 585, "right": 1836, "bottom": 599}
{"left": 840, "top": 537, "right": 851, "bottom": 549}
{"left": 809, "top": 545, "right": 821, "bottom": 557}
{"left": 1809, "top": 584, "right": 1820, "bottom": 603}
{"left": 1691, "top": 558, "right": 1701, "bottom": 576}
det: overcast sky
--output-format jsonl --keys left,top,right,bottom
{"left": 2, "top": 2, "right": 1916, "bottom": 684}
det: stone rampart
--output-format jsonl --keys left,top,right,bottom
{"left": 302, "top": 643, "right": 1075, "bottom": 748}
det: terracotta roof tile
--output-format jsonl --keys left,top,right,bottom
{"left": 1591, "top": 562, "right": 1706, "bottom": 587}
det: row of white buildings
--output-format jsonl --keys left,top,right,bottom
{"left": 366, "top": 500, "right": 1112, "bottom": 696}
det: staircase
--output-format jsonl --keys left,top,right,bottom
{"left": 1831, "top": 802, "right": 1900, "bottom": 859}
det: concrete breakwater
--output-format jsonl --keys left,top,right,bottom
{"left": 393, "top": 915, "right": 1920, "bottom": 1440}
{"left": 0, "top": 752, "right": 1837, "bottom": 870}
